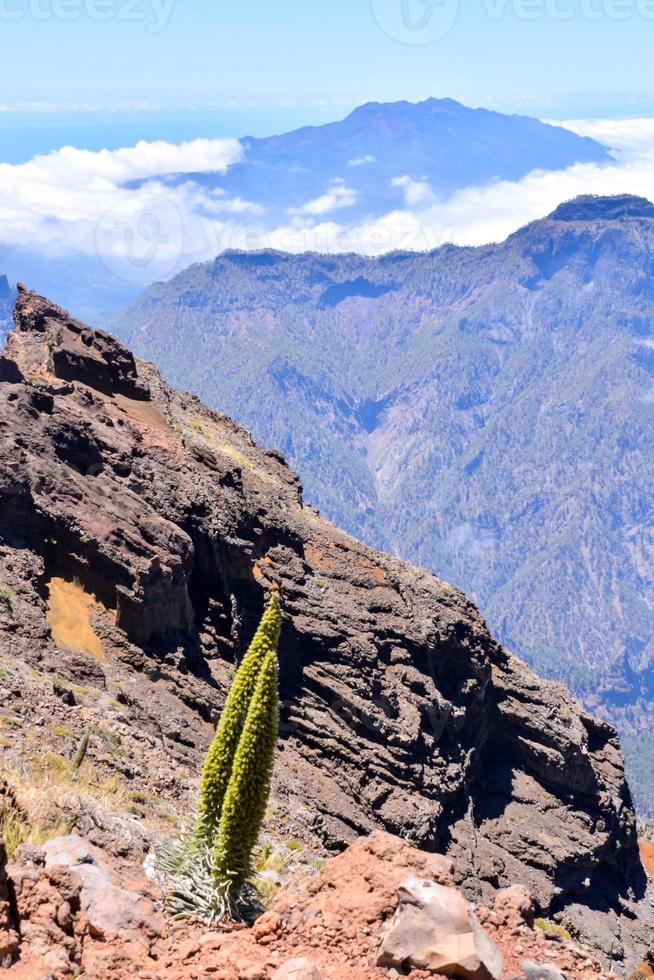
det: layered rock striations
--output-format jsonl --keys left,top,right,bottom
{"left": 0, "top": 287, "right": 652, "bottom": 969}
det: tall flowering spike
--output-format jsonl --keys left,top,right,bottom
{"left": 214, "top": 644, "right": 279, "bottom": 889}
{"left": 194, "top": 591, "right": 281, "bottom": 848}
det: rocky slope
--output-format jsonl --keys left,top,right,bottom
{"left": 0, "top": 830, "right": 618, "bottom": 978}
{"left": 112, "top": 194, "right": 654, "bottom": 815}
{"left": 0, "top": 286, "right": 652, "bottom": 971}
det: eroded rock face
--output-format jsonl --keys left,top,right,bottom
{"left": 0, "top": 289, "right": 652, "bottom": 970}
{"left": 6, "top": 834, "right": 162, "bottom": 977}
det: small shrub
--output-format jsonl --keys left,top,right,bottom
{"left": 2, "top": 808, "right": 73, "bottom": 858}
{"left": 0, "top": 584, "right": 13, "bottom": 615}
{"left": 535, "top": 917, "right": 574, "bottom": 941}
{"left": 51, "top": 725, "right": 73, "bottom": 738}
{"left": 70, "top": 729, "right": 90, "bottom": 777}
{"left": 128, "top": 790, "right": 156, "bottom": 804}
{"left": 253, "top": 843, "right": 288, "bottom": 907}
{"left": 92, "top": 726, "right": 122, "bottom": 756}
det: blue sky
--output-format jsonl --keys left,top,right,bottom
{"left": 1, "top": 0, "right": 654, "bottom": 306}
{"left": 0, "top": 0, "right": 653, "bottom": 126}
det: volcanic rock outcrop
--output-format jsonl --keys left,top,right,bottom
{"left": 0, "top": 287, "right": 652, "bottom": 971}
{"left": 0, "top": 830, "right": 613, "bottom": 979}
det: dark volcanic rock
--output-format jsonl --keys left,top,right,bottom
{"left": 0, "top": 289, "right": 652, "bottom": 971}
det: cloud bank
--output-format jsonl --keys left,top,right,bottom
{"left": 0, "top": 116, "right": 653, "bottom": 284}
{"left": 289, "top": 179, "right": 358, "bottom": 216}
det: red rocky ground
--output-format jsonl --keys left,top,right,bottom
{"left": 2, "top": 831, "right": 612, "bottom": 980}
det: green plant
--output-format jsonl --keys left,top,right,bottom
{"left": 253, "top": 842, "right": 288, "bottom": 907}
{"left": 70, "top": 729, "right": 90, "bottom": 777}
{"left": 2, "top": 810, "right": 73, "bottom": 857}
{"left": 161, "top": 591, "right": 282, "bottom": 921}
{"left": 128, "top": 789, "right": 157, "bottom": 804}
{"left": 92, "top": 725, "right": 122, "bottom": 755}
{"left": 213, "top": 643, "right": 279, "bottom": 889}
{"left": 535, "top": 918, "right": 573, "bottom": 941}
{"left": 194, "top": 591, "right": 281, "bottom": 848}
{"left": 0, "top": 584, "right": 13, "bottom": 616}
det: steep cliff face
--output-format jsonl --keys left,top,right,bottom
{"left": 0, "top": 287, "right": 652, "bottom": 970}
{"left": 112, "top": 195, "right": 654, "bottom": 819}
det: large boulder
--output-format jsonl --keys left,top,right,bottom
{"left": 376, "top": 876, "right": 502, "bottom": 979}
{"left": 42, "top": 834, "right": 163, "bottom": 946}
{"left": 5, "top": 834, "right": 163, "bottom": 977}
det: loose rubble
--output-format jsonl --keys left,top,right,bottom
{"left": 1, "top": 830, "right": 621, "bottom": 979}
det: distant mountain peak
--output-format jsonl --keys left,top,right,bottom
{"left": 346, "top": 96, "right": 464, "bottom": 119}
{"left": 549, "top": 194, "right": 654, "bottom": 222}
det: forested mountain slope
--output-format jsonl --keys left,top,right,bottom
{"left": 114, "top": 194, "right": 654, "bottom": 814}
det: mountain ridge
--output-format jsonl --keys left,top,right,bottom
{"left": 112, "top": 194, "right": 654, "bottom": 816}
{"left": 157, "top": 96, "right": 612, "bottom": 223}
{"left": 0, "top": 98, "right": 614, "bottom": 324}
{"left": 0, "top": 285, "right": 652, "bottom": 969}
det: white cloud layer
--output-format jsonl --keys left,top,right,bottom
{"left": 1, "top": 116, "right": 654, "bottom": 285}
{"left": 391, "top": 175, "right": 436, "bottom": 207}
{"left": 289, "top": 179, "right": 358, "bottom": 216}
{"left": 347, "top": 154, "right": 376, "bottom": 167}
{"left": 0, "top": 137, "right": 243, "bottom": 281}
